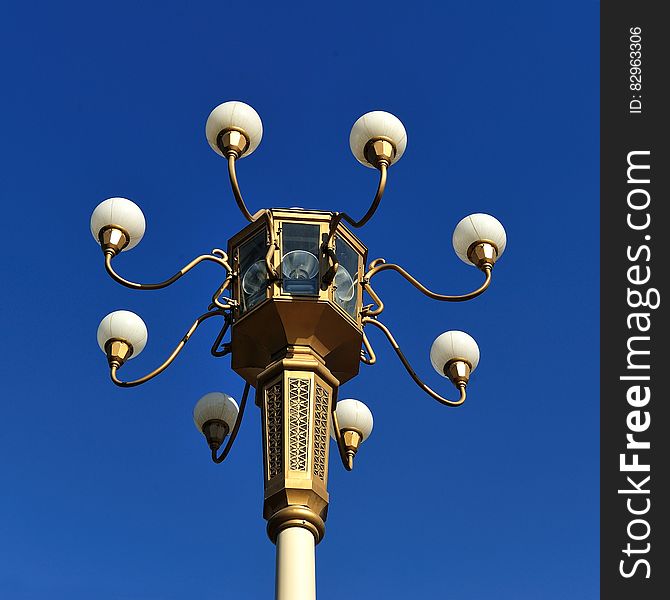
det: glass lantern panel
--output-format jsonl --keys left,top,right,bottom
{"left": 238, "top": 229, "right": 268, "bottom": 313}
{"left": 281, "top": 222, "right": 320, "bottom": 296}
{"left": 334, "top": 236, "right": 359, "bottom": 320}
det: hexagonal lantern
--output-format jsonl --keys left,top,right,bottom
{"left": 229, "top": 208, "right": 367, "bottom": 387}
{"left": 227, "top": 208, "right": 367, "bottom": 536}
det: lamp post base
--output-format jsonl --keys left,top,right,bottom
{"left": 275, "top": 526, "right": 316, "bottom": 600}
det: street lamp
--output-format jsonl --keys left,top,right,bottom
{"left": 90, "top": 100, "right": 506, "bottom": 600}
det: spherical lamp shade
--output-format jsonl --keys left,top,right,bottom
{"left": 330, "top": 399, "right": 374, "bottom": 441}
{"left": 349, "top": 111, "right": 407, "bottom": 168}
{"left": 96, "top": 310, "right": 148, "bottom": 358}
{"left": 452, "top": 213, "right": 507, "bottom": 265}
{"left": 193, "top": 392, "right": 239, "bottom": 433}
{"left": 205, "top": 101, "right": 263, "bottom": 158}
{"left": 430, "top": 330, "right": 480, "bottom": 377}
{"left": 90, "top": 197, "right": 146, "bottom": 251}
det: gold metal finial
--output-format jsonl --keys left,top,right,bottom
{"left": 364, "top": 137, "right": 395, "bottom": 168}
{"left": 104, "top": 338, "right": 133, "bottom": 369}
{"left": 216, "top": 127, "right": 251, "bottom": 158}
{"left": 467, "top": 241, "right": 499, "bottom": 271}
{"left": 201, "top": 419, "right": 230, "bottom": 451}
{"left": 444, "top": 359, "right": 472, "bottom": 386}
{"left": 341, "top": 429, "right": 363, "bottom": 470}
{"left": 98, "top": 225, "right": 130, "bottom": 256}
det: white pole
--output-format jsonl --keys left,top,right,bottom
{"left": 275, "top": 526, "right": 316, "bottom": 600}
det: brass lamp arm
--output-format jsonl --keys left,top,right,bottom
{"left": 364, "top": 260, "right": 492, "bottom": 309}
{"left": 321, "top": 164, "right": 387, "bottom": 286}
{"left": 362, "top": 317, "right": 466, "bottom": 407}
{"left": 324, "top": 162, "right": 388, "bottom": 254}
{"left": 212, "top": 382, "right": 251, "bottom": 464}
{"left": 227, "top": 153, "right": 256, "bottom": 223}
{"left": 104, "top": 249, "right": 233, "bottom": 291}
{"left": 209, "top": 275, "right": 236, "bottom": 311}
{"left": 339, "top": 161, "right": 387, "bottom": 229}
{"left": 210, "top": 313, "right": 232, "bottom": 357}
{"left": 110, "top": 309, "right": 227, "bottom": 387}
{"left": 361, "top": 280, "right": 385, "bottom": 317}
{"left": 361, "top": 330, "right": 376, "bottom": 365}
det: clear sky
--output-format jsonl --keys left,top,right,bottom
{"left": 0, "top": 1, "right": 599, "bottom": 598}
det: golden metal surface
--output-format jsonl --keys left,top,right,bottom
{"left": 361, "top": 330, "right": 376, "bottom": 365}
{"left": 216, "top": 126, "right": 251, "bottom": 157}
{"left": 109, "top": 309, "right": 227, "bottom": 387}
{"left": 98, "top": 226, "right": 130, "bottom": 255}
{"left": 228, "top": 210, "right": 368, "bottom": 385}
{"left": 444, "top": 359, "right": 472, "bottom": 386}
{"left": 231, "top": 298, "right": 363, "bottom": 386}
{"left": 362, "top": 317, "right": 467, "bottom": 407}
{"left": 266, "top": 505, "right": 326, "bottom": 545}
{"left": 363, "top": 138, "right": 395, "bottom": 167}
{"left": 467, "top": 241, "right": 499, "bottom": 269}
{"left": 104, "top": 248, "right": 232, "bottom": 291}
{"left": 257, "top": 349, "right": 337, "bottom": 543}
{"left": 209, "top": 275, "right": 235, "bottom": 311}
{"left": 218, "top": 128, "right": 250, "bottom": 157}
{"left": 341, "top": 429, "right": 362, "bottom": 470}
{"left": 104, "top": 339, "right": 133, "bottom": 368}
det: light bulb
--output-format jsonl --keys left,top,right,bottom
{"left": 282, "top": 250, "right": 319, "bottom": 280}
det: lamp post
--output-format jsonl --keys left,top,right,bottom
{"left": 91, "top": 101, "right": 507, "bottom": 600}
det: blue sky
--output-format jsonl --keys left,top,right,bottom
{"left": 0, "top": 1, "right": 599, "bottom": 598}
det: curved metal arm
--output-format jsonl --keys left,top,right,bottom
{"left": 361, "top": 330, "right": 376, "bottom": 365}
{"left": 104, "top": 248, "right": 233, "bottom": 291}
{"left": 362, "top": 317, "right": 466, "bottom": 407}
{"left": 364, "top": 260, "right": 492, "bottom": 313}
{"left": 209, "top": 275, "right": 236, "bottom": 311}
{"left": 330, "top": 387, "right": 353, "bottom": 471}
{"left": 325, "top": 162, "right": 388, "bottom": 252}
{"left": 210, "top": 313, "right": 232, "bottom": 357}
{"left": 110, "top": 310, "right": 227, "bottom": 387}
{"left": 212, "top": 382, "right": 250, "bottom": 464}
{"left": 339, "top": 162, "right": 387, "bottom": 229}
{"left": 361, "top": 279, "right": 385, "bottom": 317}
{"left": 227, "top": 153, "right": 255, "bottom": 222}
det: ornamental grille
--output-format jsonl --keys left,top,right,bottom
{"left": 265, "top": 382, "right": 283, "bottom": 479}
{"left": 288, "top": 378, "right": 310, "bottom": 471}
{"left": 313, "top": 383, "right": 329, "bottom": 480}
